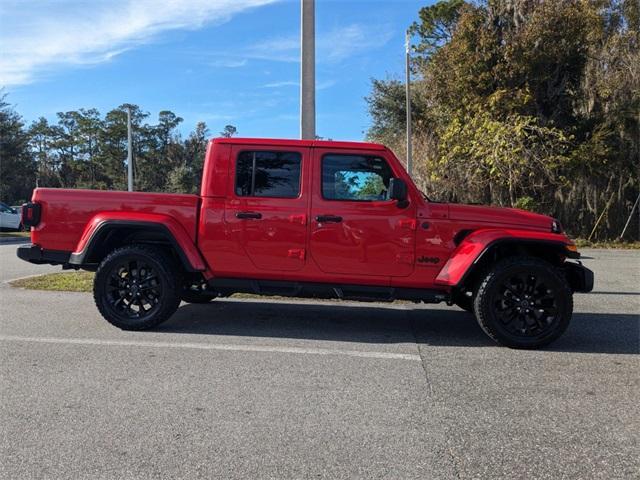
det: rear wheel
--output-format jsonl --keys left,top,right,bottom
{"left": 474, "top": 256, "right": 572, "bottom": 349}
{"left": 94, "top": 245, "right": 181, "bottom": 330}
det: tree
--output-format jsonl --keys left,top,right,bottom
{"left": 1, "top": 100, "right": 220, "bottom": 201}
{"left": 0, "top": 96, "right": 36, "bottom": 203}
{"left": 367, "top": 0, "right": 639, "bottom": 239}
{"left": 29, "top": 117, "right": 62, "bottom": 188}
{"left": 184, "top": 121, "right": 209, "bottom": 191}
{"left": 410, "top": 0, "right": 465, "bottom": 62}
{"left": 220, "top": 125, "right": 237, "bottom": 138}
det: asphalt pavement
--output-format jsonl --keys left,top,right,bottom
{"left": 0, "top": 243, "right": 638, "bottom": 479}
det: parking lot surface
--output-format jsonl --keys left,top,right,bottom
{"left": 1, "top": 244, "right": 638, "bottom": 479}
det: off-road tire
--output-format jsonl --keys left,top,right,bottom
{"left": 474, "top": 256, "right": 573, "bottom": 349}
{"left": 94, "top": 244, "right": 181, "bottom": 330}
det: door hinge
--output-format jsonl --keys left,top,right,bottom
{"left": 287, "top": 249, "right": 306, "bottom": 260}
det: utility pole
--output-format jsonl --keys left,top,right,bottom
{"left": 405, "top": 29, "right": 412, "bottom": 176}
{"left": 126, "top": 106, "right": 133, "bottom": 192}
{"left": 300, "top": 0, "right": 315, "bottom": 139}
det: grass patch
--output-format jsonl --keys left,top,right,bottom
{"left": 0, "top": 231, "right": 30, "bottom": 238}
{"left": 11, "top": 271, "right": 94, "bottom": 292}
{"left": 7, "top": 273, "right": 315, "bottom": 300}
{"left": 574, "top": 239, "right": 640, "bottom": 249}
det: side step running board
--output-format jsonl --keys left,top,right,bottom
{"left": 208, "top": 278, "right": 448, "bottom": 304}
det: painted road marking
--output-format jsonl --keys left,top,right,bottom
{"left": 0, "top": 335, "right": 422, "bottom": 362}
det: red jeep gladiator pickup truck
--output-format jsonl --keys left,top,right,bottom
{"left": 18, "top": 137, "right": 592, "bottom": 348}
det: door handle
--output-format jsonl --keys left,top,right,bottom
{"left": 236, "top": 212, "right": 262, "bottom": 220}
{"left": 315, "top": 215, "right": 342, "bottom": 223}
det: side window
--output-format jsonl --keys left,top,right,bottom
{"left": 322, "top": 154, "right": 393, "bottom": 201}
{"left": 235, "top": 151, "right": 302, "bottom": 198}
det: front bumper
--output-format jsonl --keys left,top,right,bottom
{"left": 563, "top": 261, "right": 594, "bottom": 293}
{"left": 17, "top": 244, "right": 71, "bottom": 266}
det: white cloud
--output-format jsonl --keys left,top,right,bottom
{"left": 323, "top": 24, "right": 394, "bottom": 62}
{"left": 263, "top": 80, "right": 299, "bottom": 88}
{"left": 240, "top": 23, "right": 394, "bottom": 64}
{"left": 0, "top": 0, "right": 277, "bottom": 86}
{"left": 208, "top": 59, "right": 249, "bottom": 68}
{"left": 317, "top": 79, "right": 337, "bottom": 90}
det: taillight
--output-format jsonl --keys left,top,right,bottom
{"left": 22, "top": 202, "right": 41, "bottom": 227}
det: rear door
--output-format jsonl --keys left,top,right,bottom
{"left": 223, "top": 145, "right": 310, "bottom": 272}
{"left": 309, "top": 149, "right": 417, "bottom": 277}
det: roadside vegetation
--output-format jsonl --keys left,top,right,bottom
{"left": 573, "top": 239, "right": 640, "bottom": 249}
{"left": 11, "top": 271, "right": 94, "bottom": 292}
{"left": 366, "top": 0, "right": 639, "bottom": 241}
{"left": 0, "top": 100, "right": 236, "bottom": 204}
{"left": 0, "top": 231, "right": 30, "bottom": 238}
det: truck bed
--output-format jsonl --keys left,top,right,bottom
{"left": 30, "top": 188, "right": 200, "bottom": 252}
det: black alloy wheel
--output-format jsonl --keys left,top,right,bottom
{"left": 94, "top": 245, "right": 181, "bottom": 330}
{"left": 106, "top": 259, "right": 162, "bottom": 319}
{"left": 492, "top": 272, "right": 560, "bottom": 337}
{"left": 474, "top": 256, "right": 573, "bottom": 349}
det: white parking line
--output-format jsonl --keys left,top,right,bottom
{"left": 0, "top": 334, "right": 422, "bottom": 362}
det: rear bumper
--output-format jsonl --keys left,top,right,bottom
{"left": 16, "top": 244, "right": 70, "bottom": 266}
{"left": 563, "top": 261, "right": 594, "bottom": 293}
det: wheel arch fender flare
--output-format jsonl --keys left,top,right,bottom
{"left": 434, "top": 228, "right": 575, "bottom": 288}
{"left": 68, "top": 212, "right": 209, "bottom": 273}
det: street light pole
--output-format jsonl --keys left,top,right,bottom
{"left": 126, "top": 106, "right": 133, "bottom": 192}
{"left": 300, "top": 0, "right": 315, "bottom": 140}
{"left": 405, "top": 30, "right": 412, "bottom": 177}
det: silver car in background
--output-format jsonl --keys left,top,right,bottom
{"left": 0, "top": 202, "right": 22, "bottom": 230}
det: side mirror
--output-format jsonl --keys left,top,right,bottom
{"left": 389, "top": 178, "right": 408, "bottom": 202}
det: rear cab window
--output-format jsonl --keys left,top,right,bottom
{"left": 235, "top": 151, "right": 302, "bottom": 198}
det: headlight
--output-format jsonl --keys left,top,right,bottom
{"left": 551, "top": 220, "right": 562, "bottom": 233}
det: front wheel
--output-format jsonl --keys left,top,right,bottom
{"left": 474, "top": 256, "right": 573, "bottom": 349}
{"left": 94, "top": 245, "right": 181, "bottom": 330}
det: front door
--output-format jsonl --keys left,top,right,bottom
{"left": 309, "top": 149, "right": 416, "bottom": 277}
{"left": 224, "top": 146, "right": 309, "bottom": 272}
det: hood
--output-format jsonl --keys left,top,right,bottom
{"left": 448, "top": 203, "right": 554, "bottom": 231}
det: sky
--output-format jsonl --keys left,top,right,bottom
{"left": 0, "top": 0, "right": 431, "bottom": 141}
